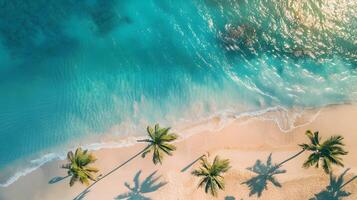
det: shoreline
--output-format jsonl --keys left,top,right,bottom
{"left": 1, "top": 103, "right": 357, "bottom": 199}
{"left": 0, "top": 103, "right": 324, "bottom": 188}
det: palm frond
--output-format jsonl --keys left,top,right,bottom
{"left": 152, "top": 147, "right": 163, "bottom": 164}
{"left": 192, "top": 169, "right": 208, "bottom": 177}
{"left": 67, "top": 151, "right": 74, "bottom": 162}
{"left": 214, "top": 177, "right": 225, "bottom": 190}
{"left": 62, "top": 163, "right": 71, "bottom": 169}
{"left": 302, "top": 131, "right": 347, "bottom": 174}
{"left": 83, "top": 166, "right": 99, "bottom": 173}
{"left": 154, "top": 124, "right": 160, "bottom": 133}
{"left": 146, "top": 126, "right": 155, "bottom": 140}
{"left": 63, "top": 147, "right": 98, "bottom": 186}
{"left": 141, "top": 124, "right": 178, "bottom": 165}
{"left": 160, "top": 133, "right": 178, "bottom": 142}
{"left": 192, "top": 155, "right": 230, "bottom": 197}
{"left": 158, "top": 145, "right": 173, "bottom": 156}
{"left": 141, "top": 146, "right": 152, "bottom": 158}
{"left": 322, "top": 157, "right": 332, "bottom": 174}
{"left": 158, "top": 127, "right": 170, "bottom": 137}
{"left": 322, "top": 136, "right": 344, "bottom": 147}
{"left": 302, "top": 153, "right": 319, "bottom": 168}
{"left": 162, "top": 143, "right": 176, "bottom": 151}
{"left": 198, "top": 177, "right": 209, "bottom": 188}
{"left": 313, "top": 131, "right": 321, "bottom": 145}
{"left": 70, "top": 175, "right": 78, "bottom": 187}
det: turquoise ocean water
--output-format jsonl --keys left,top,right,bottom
{"left": 0, "top": 0, "right": 356, "bottom": 186}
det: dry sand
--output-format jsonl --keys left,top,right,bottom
{"left": 1, "top": 104, "right": 357, "bottom": 200}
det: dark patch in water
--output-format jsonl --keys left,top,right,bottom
{"left": 87, "top": 0, "right": 132, "bottom": 36}
{"left": 0, "top": 0, "right": 128, "bottom": 62}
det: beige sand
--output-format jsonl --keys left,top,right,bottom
{"left": 1, "top": 104, "right": 357, "bottom": 200}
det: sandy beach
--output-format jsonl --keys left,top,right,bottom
{"left": 1, "top": 1, "right": 356, "bottom": 199}
{"left": 1, "top": 104, "right": 357, "bottom": 200}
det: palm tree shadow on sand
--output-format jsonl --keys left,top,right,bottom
{"left": 74, "top": 190, "right": 90, "bottom": 200}
{"left": 310, "top": 168, "right": 357, "bottom": 200}
{"left": 242, "top": 153, "right": 286, "bottom": 197}
{"left": 115, "top": 170, "right": 167, "bottom": 200}
{"left": 48, "top": 175, "right": 70, "bottom": 184}
{"left": 225, "top": 196, "right": 244, "bottom": 200}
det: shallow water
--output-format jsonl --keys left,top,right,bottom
{"left": 0, "top": 0, "right": 356, "bottom": 186}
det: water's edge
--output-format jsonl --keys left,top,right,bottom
{"left": 2, "top": 102, "right": 352, "bottom": 188}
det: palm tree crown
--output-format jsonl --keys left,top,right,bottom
{"left": 140, "top": 124, "right": 178, "bottom": 165}
{"left": 299, "top": 130, "right": 348, "bottom": 173}
{"left": 62, "top": 147, "right": 99, "bottom": 186}
{"left": 192, "top": 156, "right": 231, "bottom": 197}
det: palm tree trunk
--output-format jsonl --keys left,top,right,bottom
{"left": 73, "top": 147, "right": 148, "bottom": 200}
{"left": 181, "top": 154, "right": 206, "bottom": 172}
{"left": 340, "top": 176, "right": 357, "bottom": 189}
{"left": 277, "top": 149, "right": 305, "bottom": 167}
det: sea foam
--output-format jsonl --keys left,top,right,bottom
{"left": 0, "top": 105, "right": 322, "bottom": 187}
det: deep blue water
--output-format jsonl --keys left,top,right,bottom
{"left": 0, "top": 0, "right": 356, "bottom": 186}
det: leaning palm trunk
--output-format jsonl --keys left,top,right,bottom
{"left": 73, "top": 147, "right": 148, "bottom": 200}
{"left": 276, "top": 149, "right": 305, "bottom": 168}
{"left": 275, "top": 130, "right": 347, "bottom": 174}
{"left": 73, "top": 123, "right": 177, "bottom": 200}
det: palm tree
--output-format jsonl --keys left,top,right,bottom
{"left": 138, "top": 124, "right": 178, "bottom": 165}
{"left": 276, "top": 130, "right": 347, "bottom": 174}
{"left": 73, "top": 124, "right": 176, "bottom": 199}
{"left": 62, "top": 147, "right": 99, "bottom": 186}
{"left": 299, "top": 130, "right": 348, "bottom": 173}
{"left": 192, "top": 156, "right": 231, "bottom": 197}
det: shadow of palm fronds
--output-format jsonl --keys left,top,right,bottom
{"left": 48, "top": 175, "right": 70, "bottom": 184}
{"left": 74, "top": 190, "right": 90, "bottom": 200}
{"left": 225, "top": 196, "right": 235, "bottom": 200}
{"left": 310, "top": 168, "right": 356, "bottom": 200}
{"left": 242, "top": 153, "right": 286, "bottom": 197}
{"left": 115, "top": 170, "right": 167, "bottom": 200}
